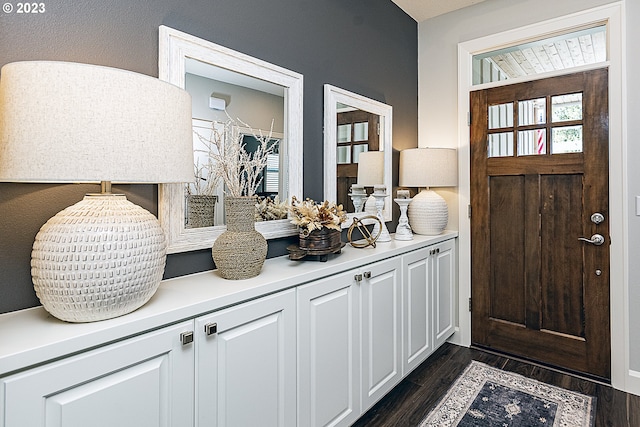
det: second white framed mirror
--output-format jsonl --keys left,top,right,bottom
{"left": 323, "top": 84, "right": 392, "bottom": 226}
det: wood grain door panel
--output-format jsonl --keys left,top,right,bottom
{"left": 471, "top": 69, "right": 610, "bottom": 380}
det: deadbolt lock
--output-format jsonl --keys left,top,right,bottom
{"left": 590, "top": 213, "right": 605, "bottom": 224}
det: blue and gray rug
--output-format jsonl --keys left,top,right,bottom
{"left": 420, "top": 361, "right": 595, "bottom": 426}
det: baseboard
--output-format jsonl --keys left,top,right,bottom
{"left": 626, "top": 369, "right": 640, "bottom": 397}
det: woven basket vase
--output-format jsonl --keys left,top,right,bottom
{"left": 186, "top": 194, "right": 217, "bottom": 228}
{"left": 211, "top": 196, "right": 268, "bottom": 280}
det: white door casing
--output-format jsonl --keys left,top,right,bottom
{"left": 454, "top": 3, "right": 627, "bottom": 391}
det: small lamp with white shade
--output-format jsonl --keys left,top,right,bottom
{"left": 399, "top": 148, "right": 457, "bottom": 235}
{"left": 0, "top": 61, "right": 193, "bottom": 322}
{"left": 356, "top": 150, "right": 390, "bottom": 242}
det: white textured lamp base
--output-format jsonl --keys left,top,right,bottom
{"left": 407, "top": 189, "right": 448, "bottom": 235}
{"left": 31, "top": 194, "right": 167, "bottom": 323}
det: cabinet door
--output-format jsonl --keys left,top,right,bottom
{"left": 297, "top": 270, "right": 360, "bottom": 427}
{"left": 195, "top": 289, "right": 296, "bottom": 427}
{"left": 402, "top": 247, "right": 434, "bottom": 375}
{"left": 0, "top": 321, "right": 195, "bottom": 427}
{"left": 433, "top": 239, "right": 456, "bottom": 348}
{"left": 360, "top": 256, "right": 402, "bottom": 412}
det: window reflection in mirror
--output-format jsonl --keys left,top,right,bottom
{"left": 184, "top": 60, "right": 285, "bottom": 228}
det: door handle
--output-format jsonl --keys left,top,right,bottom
{"left": 578, "top": 234, "right": 605, "bottom": 246}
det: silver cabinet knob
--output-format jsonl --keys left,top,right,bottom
{"left": 180, "top": 331, "right": 194, "bottom": 345}
{"left": 204, "top": 322, "right": 217, "bottom": 336}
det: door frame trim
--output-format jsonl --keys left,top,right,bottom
{"left": 455, "top": 2, "right": 630, "bottom": 392}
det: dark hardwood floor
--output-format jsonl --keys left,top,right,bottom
{"left": 353, "top": 343, "right": 640, "bottom": 427}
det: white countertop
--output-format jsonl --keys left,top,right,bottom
{"left": 0, "top": 232, "right": 457, "bottom": 376}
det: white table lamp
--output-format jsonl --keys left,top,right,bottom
{"left": 357, "top": 150, "right": 390, "bottom": 242}
{"left": 0, "top": 61, "right": 193, "bottom": 322}
{"left": 399, "top": 148, "right": 457, "bottom": 235}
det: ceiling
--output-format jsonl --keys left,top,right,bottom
{"left": 186, "top": 58, "right": 284, "bottom": 97}
{"left": 391, "top": 0, "right": 488, "bottom": 22}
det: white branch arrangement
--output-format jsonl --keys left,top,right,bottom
{"left": 194, "top": 115, "right": 277, "bottom": 198}
{"left": 190, "top": 154, "right": 219, "bottom": 196}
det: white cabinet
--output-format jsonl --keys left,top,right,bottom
{"left": 297, "top": 256, "right": 402, "bottom": 427}
{"left": 0, "top": 234, "right": 457, "bottom": 427}
{"left": 0, "top": 321, "right": 195, "bottom": 427}
{"left": 433, "top": 239, "right": 456, "bottom": 349}
{"left": 359, "top": 256, "right": 403, "bottom": 411}
{"left": 297, "top": 269, "right": 360, "bottom": 427}
{"left": 195, "top": 289, "right": 297, "bottom": 427}
{"left": 402, "top": 239, "right": 456, "bottom": 375}
{"left": 0, "top": 290, "right": 297, "bottom": 427}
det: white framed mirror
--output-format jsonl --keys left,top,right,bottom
{"left": 159, "top": 26, "right": 303, "bottom": 253}
{"left": 323, "top": 84, "right": 392, "bottom": 226}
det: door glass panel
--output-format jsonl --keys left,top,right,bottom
{"left": 518, "top": 129, "right": 546, "bottom": 156}
{"left": 552, "top": 93, "right": 582, "bottom": 122}
{"left": 353, "top": 122, "right": 369, "bottom": 142}
{"left": 488, "top": 132, "right": 514, "bottom": 157}
{"left": 352, "top": 144, "right": 369, "bottom": 163}
{"left": 518, "top": 98, "right": 546, "bottom": 126}
{"left": 488, "top": 103, "right": 514, "bottom": 129}
{"left": 337, "top": 145, "right": 351, "bottom": 164}
{"left": 337, "top": 124, "right": 352, "bottom": 143}
{"left": 552, "top": 125, "right": 583, "bottom": 153}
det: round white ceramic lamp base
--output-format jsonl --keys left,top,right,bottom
{"left": 31, "top": 194, "right": 167, "bottom": 322}
{"left": 407, "top": 189, "right": 449, "bottom": 235}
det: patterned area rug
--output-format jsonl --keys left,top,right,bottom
{"left": 420, "top": 361, "right": 595, "bottom": 427}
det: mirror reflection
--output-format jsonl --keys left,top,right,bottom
{"left": 323, "top": 84, "right": 393, "bottom": 225}
{"left": 158, "top": 26, "right": 303, "bottom": 254}
{"left": 185, "top": 60, "right": 286, "bottom": 228}
{"left": 335, "top": 104, "right": 382, "bottom": 213}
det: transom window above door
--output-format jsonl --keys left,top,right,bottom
{"left": 472, "top": 24, "right": 607, "bottom": 85}
{"left": 487, "top": 92, "right": 584, "bottom": 158}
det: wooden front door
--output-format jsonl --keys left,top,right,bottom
{"left": 470, "top": 69, "right": 611, "bottom": 380}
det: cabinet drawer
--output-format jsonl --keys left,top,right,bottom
{"left": 0, "top": 321, "right": 194, "bottom": 427}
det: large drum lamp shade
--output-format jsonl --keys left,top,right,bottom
{"left": 0, "top": 61, "right": 194, "bottom": 322}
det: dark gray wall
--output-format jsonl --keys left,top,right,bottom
{"left": 0, "top": 0, "right": 417, "bottom": 314}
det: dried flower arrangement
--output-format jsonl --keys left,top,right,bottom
{"left": 194, "top": 116, "right": 277, "bottom": 198}
{"left": 289, "top": 196, "right": 347, "bottom": 236}
{"left": 255, "top": 196, "right": 289, "bottom": 221}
